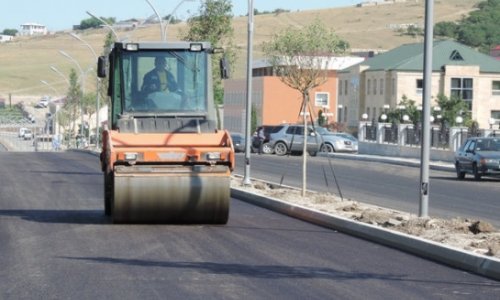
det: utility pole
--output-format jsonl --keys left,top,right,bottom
{"left": 419, "top": 0, "right": 434, "bottom": 218}
{"left": 243, "top": 0, "right": 254, "bottom": 186}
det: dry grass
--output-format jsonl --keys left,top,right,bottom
{"left": 0, "top": 0, "right": 479, "bottom": 100}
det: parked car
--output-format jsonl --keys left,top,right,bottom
{"left": 265, "top": 124, "right": 319, "bottom": 156}
{"left": 23, "top": 129, "right": 33, "bottom": 140}
{"left": 251, "top": 125, "right": 285, "bottom": 154}
{"left": 455, "top": 137, "right": 500, "bottom": 180}
{"left": 35, "top": 96, "right": 50, "bottom": 108}
{"left": 18, "top": 127, "right": 28, "bottom": 138}
{"left": 315, "top": 127, "right": 359, "bottom": 153}
{"left": 230, "top": 132, "right": 245, "bottom": 153}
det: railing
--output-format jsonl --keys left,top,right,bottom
{"left": 358, "top": 121, "right": 499, "bottom": 152}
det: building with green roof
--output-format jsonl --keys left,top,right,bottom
{"left": 337, "top": 40, "right": 500, "bottom": 130}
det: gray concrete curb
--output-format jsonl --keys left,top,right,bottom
{"left": 231, "top": 187, "right": 500, "bottom": 281}
{"left": 321, "top": 152, "right": 456, "bottom": 172}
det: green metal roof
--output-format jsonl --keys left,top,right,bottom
{"left": 352, "top": 40, "right": 500, "bottom": 73}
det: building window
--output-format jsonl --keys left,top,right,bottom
{"left": 392, "top": 78, "right": 396, "bottom": 96}
{"left": 451, "top": 78, "right": 473, "bottom": 110}
{"left": 367, "top": 79, "right": 371, "bottom": 95}
{"left": 315, "top": 92, "right": 329, "bottom": 107}
{"left": 373, "top": 79, "right": 377, "bottom": 95}
{"left": 344, "top": 80, "right": 348, "bottom": 96}
{"left": 416, "top": 79, "right": 423, "bottom": 95}
{"left": 491, "top": 111, "right": 500, "bottom": 120}
{"left": 492, "top": 81, "right": 500, "bottom": 96}
{"left": 339, "top": 80, "right": 343, "bottom": 96}
{"left": 380, "top": 79, "right": 384, "bottom": 95}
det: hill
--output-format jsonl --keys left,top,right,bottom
{"left": 0, "top": 0, "right": 481, "bottom": 103}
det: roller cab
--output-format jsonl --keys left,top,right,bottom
{"left": 98, "top": 41, "right": 234, "bottom": 224}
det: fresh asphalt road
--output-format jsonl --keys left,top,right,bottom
{"left": 234, "top": 153, "right": 500, "bottom": 228}
{"left": 0, "top": 151, "right": 499, "bottom": 299}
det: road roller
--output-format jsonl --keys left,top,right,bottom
{"left": 97, "top": 41, "right": 234, "bottom": 223}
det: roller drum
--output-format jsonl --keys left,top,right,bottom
{"left": 112, "top": 165, "right": 230, "bottom": 224}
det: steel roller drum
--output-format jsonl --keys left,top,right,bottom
{"left": 112, "top": 165, "right": 230, "bottom": 224}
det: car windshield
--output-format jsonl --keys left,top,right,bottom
{"left": 315, "top": 127, "right": 331, "bottom": 135}
{"left": 475, "top": 139, "right": 500, "bottom": 151}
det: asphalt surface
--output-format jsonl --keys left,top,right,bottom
{"left": 1, "top": 151, "right": 499, "bottom": 298}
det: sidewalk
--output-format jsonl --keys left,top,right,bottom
{"left": 324, "top": 152, "right": 455, "bottom": 172}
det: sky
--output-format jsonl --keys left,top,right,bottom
{"left": 0, "top": 0, "right": 359, "bottom": 32}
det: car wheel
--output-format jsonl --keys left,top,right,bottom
{"left": 455, "top": 162, "right": 465, "bottom": 180}
{"left": 274, "top": 142, "right": 288, "bottom": 156}
{"left": 320, "top": 143, "right": 335, "bottom": 153}
{"left": 472, "top": 163, "right": 482, "bottom": 181}
{"left": 308, "top": 151, "right": 317, "bottom": 157}
{"left": 262, "top": 143, "right": 274, "bottom": 154}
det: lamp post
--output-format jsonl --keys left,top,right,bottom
{"left": 69, "top": 33, "right": 102, "bottom": 149}
{"left": 86, "top": 11, "right": 119, "bottom": 40}
{"left": 164, "top": 0, "right": 196, "bottom": 41}
{"left": 243, "top": 0, "right": 254, "bottom": 186}
{"left": 59, "top": 50, "right": 85, "bottom": 138}
{"left": 40, "top": 80, "right": 59, "bottom": 94}
{"left": 145, "top": 0, "right": 166, "bottom": 41}
{"left": 50, "top": 66, "right": 70, "bottom": 85}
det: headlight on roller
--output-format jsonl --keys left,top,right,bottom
{"left": 205, "top": 152, "right": 222, "bottom": 161}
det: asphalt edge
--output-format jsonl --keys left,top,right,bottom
{"left": 231, "top": 187, "right": 500, "bottom": 281}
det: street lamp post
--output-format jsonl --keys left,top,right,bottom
{"left": 50, "top": 66, "right": 70, "bottom": 85}
{"left": 70, "top": 33, "right": 102, "bottom": 149}
{"left": 40, "top": 80, "right": 59, "bottom": 94}
{"left": 86, "top": 11, "right": 119, "bottom": 40}
{"left": 145, "top": 0, "right": 166, "bottom": 41}
{"left": 243, "top": 0, "right": 254, "bottom": 186}
{"left": 164, "top": 0, "right": 196, "bottom": 41}
{"left": 59, "top": 50, "right": 85, "bottom": 138}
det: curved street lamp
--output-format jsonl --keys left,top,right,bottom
{"left": 50, "top": 66, "right": 70, "bottom": 85}
{"left": 59, "top": 50, "right": 85, "bottom": 137}
{"left": 164, "top": 0, "right": 196, "bottom": 41}
{"left": 86, "top": 11, "right": 119, "bottom": 40}
{"left": 40, "top": 80, "right": 59, "bottom": 94}
{"left": 69, "top": 33, "right": 102, "bottom": 148}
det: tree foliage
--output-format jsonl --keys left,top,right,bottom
{"left": 434, "top": 0, "right": 500, "bottom": 53}
{"left": 262, "top": 19, "right": 349, "bottom": 96}
{"left": 2, "top": 29, "right": 18, "bottom": 36}
{"left": 435, "top": 93, "right": 471, "bottom": 127}
{"left": 183, "top": 0, "right": 236, "bottom": 106}
{"left": 79, "top": 17, "right": 116, "bottom": 30}
{"left": 64, "top": 69, "right": 82, "bottom": 136}
{"left": 262, "top": 19, "right": 349, "bottom": 197}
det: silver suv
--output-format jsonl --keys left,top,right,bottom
{"left": 266, "top": 124, "right": 319, "bottom": 156}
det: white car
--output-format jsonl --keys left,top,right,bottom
{"left": 23, "top": 129, "right": 33, "bottom": 140}
{"left": 35, "top": 96, "right": 50, "bottom": 108}
{"left": 18, "top": 127, "right": 28, "bottom": 138}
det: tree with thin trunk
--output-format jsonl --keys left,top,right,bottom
{"left": 262, "top": 19, "right": 349, "bottom": 196}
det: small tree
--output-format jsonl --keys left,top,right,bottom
{"left": 183, "top": 0, "right": 236, "bottom": 106}
{"left": 435, "top": 93, "right": 471, "bottom": 126}
{"left": 65, "top": 69, "right": 82, "bottom": 138}
{"left": 262, "top": 19, "right": 349, "bottom": 196}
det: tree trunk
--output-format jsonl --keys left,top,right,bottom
{"left": 301, "top": 93, "right": 309, "bottom": 197}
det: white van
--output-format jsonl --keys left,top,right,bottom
{"left": 18, "top": 127, "right": 28, "bottom": 138}
{"left": 23, "top": 129, "right": 33, "bottom": 140}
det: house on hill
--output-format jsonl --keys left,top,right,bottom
{"left": 337, "top": 40, "right": 500, "bottom": 130}
{"left": 19, "top": 23, "right": 47, "bottom": 36}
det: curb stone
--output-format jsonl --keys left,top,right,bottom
{"left": 231, "top": 186, "right": 500, "bottom": 281}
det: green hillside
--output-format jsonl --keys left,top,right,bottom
{"left": 0, "top": 0, "right": 480, "bottom": 103}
